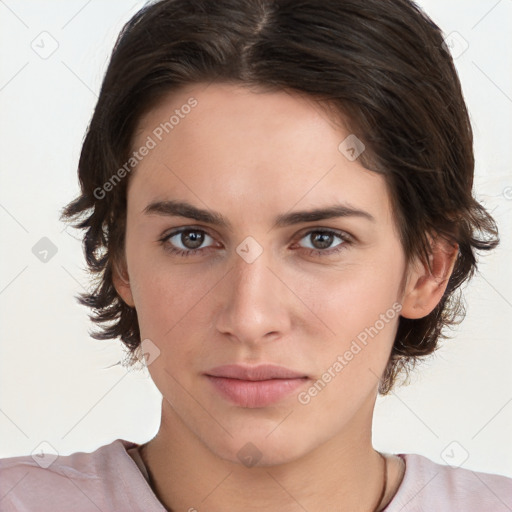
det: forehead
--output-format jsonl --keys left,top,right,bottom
{"left": 127, "top": 82, "right": 393, "bottom": 230}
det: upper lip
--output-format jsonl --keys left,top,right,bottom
{"left": 205, "top": 364, "right": 307, "bottom": 381}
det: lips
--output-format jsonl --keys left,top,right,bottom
{"left": 204, "top": 364, "right": 309, "bottom": 408}
{"left": 205, "top": 363, "right": 307, "bottom": 381}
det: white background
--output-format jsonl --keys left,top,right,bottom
{"left": 0, "top": 0, "right": 511, "bottom": 479}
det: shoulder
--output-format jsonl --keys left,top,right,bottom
{"left": 385, "top": 452, "right": 512, "bottom": 512}
{"left": 0, "top": 439, "right": 159, "bottom": 512}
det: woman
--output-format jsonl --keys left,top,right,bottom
{"left": 1, "top": 0, "right": 510, "bottom": 510}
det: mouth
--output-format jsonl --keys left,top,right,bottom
{"left": 204, "top": 364, "right": 309, "bottom": 408}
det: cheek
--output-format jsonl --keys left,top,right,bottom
{"left": 304, "top": 258, "right": 404, "bottom": 334}
{"left": 124, "top": 239, "right": 198, "bottom": 339}
{"left": 126, "top": 258, "right": 228, "bottom": 383}
{"left": 297, "top": 273, "right": 402, "bottom": 411}
{"left": 132, "top": 269, "right": 205, "bottom": 340}
{"left": 295, "top": 252, "right": 404, "bottom": 385}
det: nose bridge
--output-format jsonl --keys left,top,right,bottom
{"left": 215, "top": 238, "right": 289, "bottom": 342}
{"left": 231, "top": 242, "right": 279, "bottom": 314}
{"left": 232, "top": 251, "right": 274, "bottom": 305}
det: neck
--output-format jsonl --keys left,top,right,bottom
{"left": 139, "top": 398, "right": 400, "bottom": 512}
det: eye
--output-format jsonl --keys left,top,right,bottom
{"left": 296, "top": 229, "right": 351, "bottom": 256}
{"left": 159, "top": 228, "right": 216, "bottom": 257}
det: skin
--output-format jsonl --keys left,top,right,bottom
{"left": 113, "top": 82, "right": 458, "bottom": 512}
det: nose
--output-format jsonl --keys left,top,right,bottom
{"left": 214, "top": 245, "right": 292, "bottom": 347}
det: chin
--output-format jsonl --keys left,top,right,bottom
{"left": 204, "top": 429, "right": 313, "bottom": 468}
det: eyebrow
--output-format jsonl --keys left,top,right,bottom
{"left": 142, "top": 199, "right": 375, "bottom": 229}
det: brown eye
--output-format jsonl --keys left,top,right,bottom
{"left": 310, "top": 232, "right": 336, "bottom": 249}
{"left": 299, "top": 230, "right": 348, "bottom": 253}
{"left": 160, "top": 228, "right": 215, "bottom": 257}
{"left": 179, "top": 229, "right": 205, "bottom": 249}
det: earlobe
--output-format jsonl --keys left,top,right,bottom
{"left": 112, "top": 257, "right": 136, "bottom": 308}
{"left": 400, "top": 236, "right": 458, "bottom": 319}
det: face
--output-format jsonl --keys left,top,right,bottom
{"left": 116, "top": 82, "right": 411, "bottom": 466}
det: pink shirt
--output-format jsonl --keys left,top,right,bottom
{"left": 1, "top": 438, "right": 511, "bottom": 511}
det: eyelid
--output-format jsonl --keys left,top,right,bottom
{"left": 159, "top": 226, "right": 218, "bottom": 249}
{"left": 295, "top": 226, "right": 354, "bottom": 243}
{"left": 170, "top": 227, "right": 215, "bottom": 241}
{"left": 292, "top": 228, "right": 353, "bottom": 254}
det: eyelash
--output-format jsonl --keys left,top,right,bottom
{"left": 158, "top": 227, "right": 353, "bottom": 258}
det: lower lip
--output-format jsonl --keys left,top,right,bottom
{"left": 206, "top": 375, "right": 309, "bottom": 408}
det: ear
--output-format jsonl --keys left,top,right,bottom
{"left": 400, "top": 235, "right": 459, "bottom": 319}
{"left": 112, "top": 256, "right": 136, "bottom": 308}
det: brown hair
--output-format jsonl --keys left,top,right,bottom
{"left": 60, "top": 0, "right": 499, "bottom": 394}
